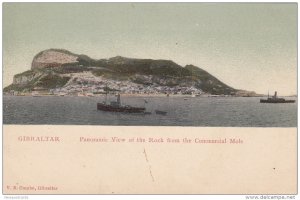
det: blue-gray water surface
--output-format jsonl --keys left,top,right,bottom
{"left": 3, "top": 96, "right": 297, "bottom": 127}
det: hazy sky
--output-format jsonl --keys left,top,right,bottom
{"left": 3, "top": 3, "right": 297, "bottom": 95}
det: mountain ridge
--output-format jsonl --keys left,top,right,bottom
{"left": 4, "top": 49, "right": 255, "bottom": 96}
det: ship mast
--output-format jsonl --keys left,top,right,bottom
{"left": 117, "top": 93, "right": 121, "bottom": 106}
{"left": 116, "top": 86, "right": 121, "bottom": 106}
{"left": 105, "top": 83, "right": 108, "bottom": 104}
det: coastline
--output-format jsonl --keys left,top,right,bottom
{"left": 3, "top": 93, "right": 270, "bottom": 98}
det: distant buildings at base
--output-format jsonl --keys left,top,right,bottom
{"left": 5, "top": 72, "right": 260, "bottom": 97}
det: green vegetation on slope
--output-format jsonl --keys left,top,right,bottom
{"left": 5, "top": 49, "right": 237, "bottom": 95}
{"left": 35, "top": 74, "right": 70, "bottom": 89}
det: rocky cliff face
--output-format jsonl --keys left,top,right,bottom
{"left": 31, "top": 49, "right": 79, "bottom": 69}
{"left": 13, "top": 70, "right": 43, "bottom": 85}
{"left": 13, "top": 73, "right": 35, "bottom": 85}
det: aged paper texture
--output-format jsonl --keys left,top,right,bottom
{"left": 3, "top": 126, "right": 297, "bottom": 194}
{"left": 3, "top": 3, "right": 297, "bottom": 195}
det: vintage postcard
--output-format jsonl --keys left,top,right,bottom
{"left": 2, "top": 2, "right": 297, "bottom": 195}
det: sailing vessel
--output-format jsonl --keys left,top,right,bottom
{"left": 260, "top": 91, "right": 295, "bottom": 103}
{"left": 97, "top": 93, "right": 146, "bottom": 113}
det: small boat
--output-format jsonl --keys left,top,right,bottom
{"left": 260, "top": 91, "right": 295, "bottom": 103}
{"left": 155, "top": 110, "right": 167, "bottom": 115}
{"left": 184, "top": 98, "right": 188, "bottom": 100}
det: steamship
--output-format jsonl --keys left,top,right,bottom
{"left": 97, "top": 93, "right": 146, "bottom": 113}
{"left": 260, "top": 91, "right": 295, "bottom": 103}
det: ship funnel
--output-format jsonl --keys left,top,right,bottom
{"left": 274, "top": 91, "right": 277, "bottom": 98}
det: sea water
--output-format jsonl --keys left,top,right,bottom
{"left": 3, "top": 95, "right": 297, "bottom": 127}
